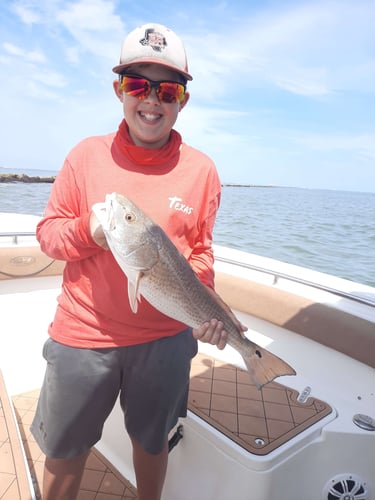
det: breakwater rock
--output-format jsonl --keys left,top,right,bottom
{"left": 0, "top": 173, "right": 56, "bottom": 183}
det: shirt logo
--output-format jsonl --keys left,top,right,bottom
{"left": 168, "top": 196, "right": 193, "bottom": 215}
{"left": 139, "top": 28, "right": 167, "bottom": 53}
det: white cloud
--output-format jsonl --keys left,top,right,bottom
{"left": 2, "top": 42, "right": 23, "bottom": 56}
{"left": 24, "top": 81, "right": 62, "bottom": 100}
{"left": 271, "top": 66, "right": 330, "bottom": 97}
{"left": 12, "top": 3, "right": 41, "bottom": 25}
{"left": 2, "top": 42, "right": 47, "bottom": 64}
{"left": 8, "top": 1, "right": 125, "bottom": 66}
{"left": 293, "top": 132, "right": 375, "bottom": 160}
{"left": 56, "top": 0, "right": 124, "bottom": 60}
{"left": 64, "top": 46, "right": 80, "bottom": 64}
{"left": 184, "top": 0, "right": 375, "bottom": 99}
{"left": 57, "top": 0, "right": 121, "bottom": 31}
{"left": 31, "top": 69, "right": 68, "bottom": 88}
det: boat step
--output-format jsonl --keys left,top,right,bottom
{"left": 0, "top": 370, "right": 36, "bottom": 499}
{"left": 188, "top": 353, "right": 333, "bottom": 455}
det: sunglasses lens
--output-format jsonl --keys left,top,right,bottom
{"left": 121, "top": 76, "right": 185, "bottom": 103}
{"left": 158, "top": 82, "right": 185, "bottom": 103}
{"left": 121, "top": 77, "right": 150, "bottom": 99}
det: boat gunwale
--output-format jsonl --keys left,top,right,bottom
{"left": 1, "top": 227, "right": 374, "bottom": 307}
{"left": 215, "top": 253, "right": 375, "bottom": 308}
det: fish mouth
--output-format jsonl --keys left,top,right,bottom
{"left": 92, "top": 194, "right": 116, "bottom": 231}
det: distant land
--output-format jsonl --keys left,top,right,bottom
{"left": 0, "top": 173, "right": 280, "bottom": 189}
{"left": 0, "top": 173, "right": 56, "bottom": 183}
{"left": 222, "top": 183, "right": 278, "bottom": 188}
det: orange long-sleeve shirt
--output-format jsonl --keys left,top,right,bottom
{"left": 37, "top": 121, "right": 221, "bottom": 348}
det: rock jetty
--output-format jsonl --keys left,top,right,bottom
{"left": 0, "top": 173, "right": 56, "bottom": 183}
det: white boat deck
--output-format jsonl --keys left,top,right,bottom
{"left": 0, "top": 215, "right": 374, "bottom": 500}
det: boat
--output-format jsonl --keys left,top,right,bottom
{"left": 0, "top": 211, "right": 374, "bottom": 500}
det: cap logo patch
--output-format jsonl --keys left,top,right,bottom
{"left": 139, "top": 28, "right": 167, "bottom": 53}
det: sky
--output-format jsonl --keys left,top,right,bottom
{"left": 0, "top": 0, "right": 374, "bottom": 193}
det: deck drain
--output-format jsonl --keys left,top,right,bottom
{"left": 254, "top": 438, "right": 265, "bottom": 446}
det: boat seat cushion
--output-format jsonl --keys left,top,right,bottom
{"left": 215, "top": 272, "right": 374, "bottom": 369}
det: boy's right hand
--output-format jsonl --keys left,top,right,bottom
{"left": 89, "top": 211, "right": 109, "bottom": 249}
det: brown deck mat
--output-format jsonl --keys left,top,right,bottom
{"left": 0, "top": 371, "right": 34, "bottom": 500}
{"left": 9, "top": 389, "right": 137, "bottom": 500}
{"left": 188, "top": 353, "right": 333, "bottom": 455}
{"left": 2, "top": 354, "right": 333, "bottom": 498}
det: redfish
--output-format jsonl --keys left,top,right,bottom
{"left": 93, "top": 193, "right": 296, "bottom": 389}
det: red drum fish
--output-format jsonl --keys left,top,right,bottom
{"left": 93, "top": 193, "right": 296, "bottom": 389}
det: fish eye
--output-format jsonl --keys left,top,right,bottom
{"left": 124, "top": 211, "right": 136, "bottom": 223}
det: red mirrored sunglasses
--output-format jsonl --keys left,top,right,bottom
{"left": 120, "top": 74, "right": 186, "bottom": 104}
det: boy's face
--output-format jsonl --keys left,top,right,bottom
{"left": 113, "top": 63, "right": 189, "bottom": 149}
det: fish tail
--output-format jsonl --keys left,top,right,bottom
{"left": 242, "top": 346, "right": 296, "bottom": 390}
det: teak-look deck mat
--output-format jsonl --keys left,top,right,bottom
{"left": 188, "top": 353, "right": 333, "bottom": 455}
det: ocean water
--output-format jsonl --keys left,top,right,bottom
{"left": 0, "top": 168, "right": 374, "bottom": 287}
{"left": 215, "top": 186, "right": 375, "bottom": 287}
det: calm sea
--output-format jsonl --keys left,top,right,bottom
{"left": 1, "top": 167, "right": 374, "bottom": 287}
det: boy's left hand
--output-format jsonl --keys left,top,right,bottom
{"left": 192, "top": 319, "right": 228, "bottom": 350}
{"left": 192, "top": 285, "right": 248, "bottom": 350}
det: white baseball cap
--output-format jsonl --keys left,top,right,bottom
{"left": 112, "top": 23, "right": 192, "bottom": 81}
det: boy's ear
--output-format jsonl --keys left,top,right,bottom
{"left": 179, "top": 91, "right": 190, "bottom": 111}
{"left": 113, "top": 80, "right": 124, "bottom": 102}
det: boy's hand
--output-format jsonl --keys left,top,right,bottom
{"left": 89, "top": 211, "right": 109, "bottom": 249}
{"left": 193, "top": 319, "right": 228, "bottom": 350}
{"left": 192, "top": 285, "right": 248, "bottom": 350}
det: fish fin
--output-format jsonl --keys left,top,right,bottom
{"left": 242, "top": 346, "right": 296, "bottom": 390}
{"left": 127, "top": 272, "right": 143, "bottom": 313}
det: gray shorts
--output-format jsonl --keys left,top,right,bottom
{"left": 30, "top": 329, "right": 197, "bottom": 457}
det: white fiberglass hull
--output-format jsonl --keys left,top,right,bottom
{"left": 1, "top": 212, "right": 374, "bottom": 500}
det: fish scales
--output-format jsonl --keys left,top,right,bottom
{"left": 93, "top": 193, "right": 296, "bottom": 389}
{"left": 139, "top": 231, "right": 232, "bottom": 329}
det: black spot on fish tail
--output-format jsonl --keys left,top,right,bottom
{"left": 242, "top": 346, "right": 296, "bottom": 389}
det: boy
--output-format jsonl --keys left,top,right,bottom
{"left": 31, "top": 22, "right": 242, "bottom": 500}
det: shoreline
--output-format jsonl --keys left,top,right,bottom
{"left": 0, "top": 173, "right": 56, "bottom": 183}
{"left": 222, "top": 183, "right": 278, "bottom": 188}
{"left": 0, "top": 174, "right": 278, "bottom": 188}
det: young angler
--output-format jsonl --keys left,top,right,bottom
{"left": 31, "top": 23, "right": 245, "bottom": 500}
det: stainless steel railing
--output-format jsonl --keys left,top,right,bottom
{"left": 215, "top": 255, "right": 375, "bottom": 308}
{"left": 0, "top": 231, "right": 37, "bottom": 244}
{"left": 1, "top": 231, "right": 374, "bottom": 308}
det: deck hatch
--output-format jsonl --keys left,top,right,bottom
{"left": 188, "top": 353, "right": 333, "bottom": 455}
